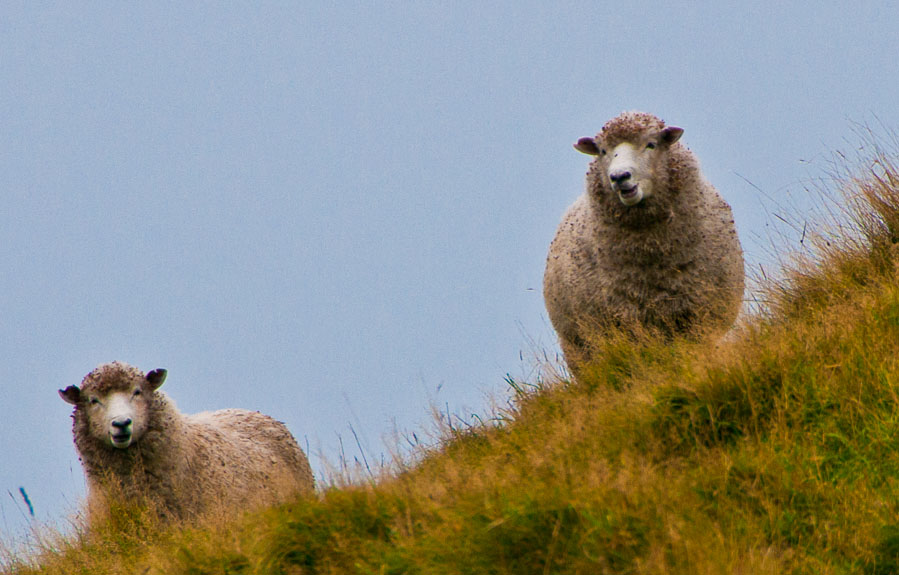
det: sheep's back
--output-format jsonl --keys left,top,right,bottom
{"left": 182, "top": 409, "right": 314, "bottom": 507}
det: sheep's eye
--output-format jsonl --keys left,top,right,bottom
{"left": 599, "top": 148, "right": 607, "bottom": 156}
{"left": 133, "top": 389, "right": 142, "bottom": 397}
{"left": 89, "top": 397, "right": 100, "bottom": 405}
{"left": 646, "top": 142, "right": 656, "bottom": 150}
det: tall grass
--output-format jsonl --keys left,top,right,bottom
{"left": 6, "top": 135, "right": 899, "bottom": 573}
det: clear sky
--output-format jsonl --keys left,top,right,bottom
{"left": 2, "top": 3, "right": 898, "bottom": 539}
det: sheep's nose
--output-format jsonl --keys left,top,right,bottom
{"left": 610, "top": 170, "right": 632, "bottom": 184}
{"left": 111, "top": 418, "right": 132, "bottom": 430}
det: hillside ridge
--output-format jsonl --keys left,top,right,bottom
{"left": 7, "top": 142, "right": 899, "bottom": 574}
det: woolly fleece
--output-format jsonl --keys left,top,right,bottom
{"left": 62, "top": 361, "right": 315, "bottom": 522}
{"left": 544, "top": 112, "right": 744, "bottom": 371}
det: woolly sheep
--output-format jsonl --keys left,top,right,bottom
{"left": 543, "top": 111, "right": 744, "bottom": 372}
{"left": 59, "top": 361, "right": 315, "bottom": 522}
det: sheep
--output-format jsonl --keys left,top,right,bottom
{"left": 543, "top": 111, "right": 744, "bottom": 373}
{"left": 59, "top": 361, "right": 315, "bottom": 523}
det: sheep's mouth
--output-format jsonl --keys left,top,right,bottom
{"left": 110, "top": 433, "right": 133, "bottom": 448}
{"left": 617, "top": 183, "right": 638, "bottom": 197}
{"left": 617, "top": 183, "right": 640, "bottom": 204}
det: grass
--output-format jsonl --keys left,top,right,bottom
{"left": 6, "top": 135, "right": 899, "bottom": 573}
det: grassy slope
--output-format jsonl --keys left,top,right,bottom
{"left": 8, "top": 147, "right": 899, "bottom": 574}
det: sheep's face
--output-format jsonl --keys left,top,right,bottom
{"left": 60, "top": 364, "right": 167, "bottom": 450}
{"left": 88, "top": 386, "right": 150, "bottom": 448}
{"left": 575, "top": 125, "right": 683, "bottom": 207}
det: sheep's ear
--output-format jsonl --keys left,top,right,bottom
{"left": 59, "top": 386, "right": 81, "bottom": 405}
{"left": 574, "top": 137, "right": 600, "bottom": 155}
{"left": 146, "top": 369, "right": 167, "bottom": 390}
{"left": 660, "top": 126, "right": 684, "bottom": 146}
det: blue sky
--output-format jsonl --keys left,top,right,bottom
{"left": 2, "top": 3, "right": 898, "bottom": 538}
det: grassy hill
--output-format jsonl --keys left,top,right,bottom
{"left": 6, "top": 141, "right": 899, "bottom": 574}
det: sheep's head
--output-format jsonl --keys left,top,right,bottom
{"left": 59, "top": 362, "right": 167, "bottom": 450}
{"left": 575, "top": 112, "right": 683, "bottom": 207}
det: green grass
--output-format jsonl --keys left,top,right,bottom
{"left": 7, "top": 140, "right": 899, "bottom": 574}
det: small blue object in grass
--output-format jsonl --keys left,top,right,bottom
{"left": 18, "top": 487, "right": 34, "bottom": 517}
